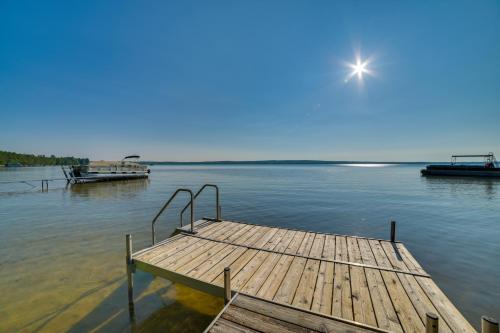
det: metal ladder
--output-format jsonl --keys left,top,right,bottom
{"left": 151, "top": 184, "right": 221, "bottom": 245}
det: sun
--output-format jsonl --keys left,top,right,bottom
{"left": 351, "top": 59, "right": 368, "bottom": 79}
{"left": 345, "top": 53, "right": 373, "bottom": 83}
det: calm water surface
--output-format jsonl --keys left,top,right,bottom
{"left": 0, "top": 164, "right": 499, "bottom": 332}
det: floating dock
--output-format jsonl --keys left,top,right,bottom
{"left": 128, "top": 218, "right": 477, "bottom": 333}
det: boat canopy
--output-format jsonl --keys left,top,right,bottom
{"left": 123, "top": 155, "right": 140, "bottom": 160}
{"left": 451, "top": 153, "right": 497, "bottom": 167}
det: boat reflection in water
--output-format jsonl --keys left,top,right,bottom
{"left": 69, "top": 178, "right": 149, "bottom": 199}
{"left": 422, "top": 173, "right": 499, "bottom": 200}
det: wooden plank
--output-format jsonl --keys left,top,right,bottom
{"left": 380, "top": 241, "right": 409, "bottom": 272}
{"left": 194, "top": 221, "right": 227, "bottom": 237}
{"left": 213, "top": 222, "right": 248, "bottom": 241}
{"left": 212, "top": 249, "right": 258, "bottom": 286}
{"left": 155, "top": 223, "right": 241, "bottom": 268}
{"left": 227, "top": 225, "right": 262, "bottom": 245}
{"left": 231, "top": 251, "right": 271, "bottom": 290}
{"left": 296, "top": 232, "right": 315, "bottom": 256}
{"left": 155, "top": 239, "right": 212, "bottom": 269}
{"left": 192, "top": 221, "right": 234, "bottom": 241}
{"left": 233, "top": 294, "right": 387, "bottom": 333}
{"left": 350, "top": 266, "right": 377, "bottom": 327}
{"left": 225, "top": 224, "right": 255, "bottom": 243}
{"left": 274, "top": 257, "right": 307, "bottom": 304}
{"left": 395, "top": 243, "right": 427, "bottom": 275}
{"left": 364, "top": 268, "right": 403, "bottom": 332}
{"left": 332, "top": 236, "right": 353, "bottom": 320}
{"left": 189, "top": 245, "right": 239, "bottom": 278}
{"left": 261, "top": 228, "right": 288, "bottom": 250}
{"left": 322, "top": 235, "right": 336, "bottom": 260}
{"left": 200, "top": 247, "right": 248, "bottom": 283}
{"left": 240, "top": 226, "right": 270, "bottom": 247}
{"left": 369, "top": 239, "right": 423, "bottom": 332}
{"left": 134, "top": 259, "right": 225, "bottom": 298}
{"left": 311, "top": 260, "right": 334, "bottom": 315}
{"left": 140, "top": 221, "right": 232, "bottom": 263}
{"left": 135, "top": 235, "right": 196, "bottom": 263}
{"left": 174, "top": 242, "right": 229, "bottom": 275}
{"left": 253, "top": 227, "right": 279, "bottom": 248}
{"left": 346, "top": 236, "right": 378, "bottom": 326}
{"left": 358, "top": 240, "right": 402, "bottom": 332}
{"left": 347, "top": 237, "right": 363, "bottom": 264}
{"left": 368, "top": 240, "right": 392, "bottom": 268}
{"left": 285, "top": 231, "right": 306, "bottom": 254}
{"left": 331, "top": 263, "right": 353, "bottom": 320}
{"left": 256, "top": 254, "right": 294, "bottom": 299}
{"left": 273, "top": 230, "right": 297, "bottom": 252}
{"left": 335, "top": 236, "right": 348, "bottom": 261}
{"left": 292, "top": 259, "right": 320, "bottom": 310}
{"left": 398, "top": 273, "right": 453, "bottom": 333}
{"left": 416, "top": 277, "right": 476, "bottom": 333}
{"left": 222, "top": 304, "right": 314, "bottom": 333}
{"left": 240, "top": 253, "right": 281, "bottom": 295}
{"left": 309, "top": 234, "right": 325, "bottom": 259}
{"left": 208, "top": 317, "right": 260, "bottom": 333}
{"left": 374, "top": 239, "right": 440, "bottom": 332}
{"left": 241, "top": 226, "right": 299, "bottom": 295}
{"left": 223, "top": 225, "right": 259, "bottom": 245}
{"left": 357, "top": 239, "right": 377, "bottom": 266}
{"left": 380, "top": 270, "right": 425, "bottom": 333}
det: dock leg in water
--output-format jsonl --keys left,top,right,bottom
{"left": 482, "top": 316, "right": 499, "bottom": 333}
{"left": 126, "top": 234, "right": 135, "bottom": 321}
{"left": 426, "top": 312, "right": 439, "bottom": 333}
{"left": 390, "top": 220, "right": 396, "bottom": 242}
{"left": 224, "top": 267, "right": 231, "bottom": 305}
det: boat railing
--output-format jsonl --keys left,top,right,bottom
{"left": 151, "top": 188, "right": 194, "bottom": 245}
{"left": 180, "top": 184, "right": 221, "bottom": 227}
{"left": 451, "top": 153, "right": 497, "bottom": 166}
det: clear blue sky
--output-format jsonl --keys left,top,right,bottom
{"left": 1, "top": 1, "right": 499, "bottom": 161}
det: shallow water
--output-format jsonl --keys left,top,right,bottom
{"left": 0, "top": 164, "right": 499, "bottom": 332}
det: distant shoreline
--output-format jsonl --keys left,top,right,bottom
{"left": 142, "top": 160, "right": 431, "bottom": 165}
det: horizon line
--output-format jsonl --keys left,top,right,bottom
{"left": 141, "top": 159, "right": 436, "bottom": 165}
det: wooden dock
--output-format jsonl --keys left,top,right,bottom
{"left": 129, "top": 219, "right": 477, "bottom": 333}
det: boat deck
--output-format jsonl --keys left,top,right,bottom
{"left": 131, "top": 219, "right": 475, "bottom": 333}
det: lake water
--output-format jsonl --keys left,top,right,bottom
{"left": 0, "top": 164, "right": 499, "bottom": 332}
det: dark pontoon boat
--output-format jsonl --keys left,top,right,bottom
{"left": 421, "top": 153, "right": 500, "bottom": 177}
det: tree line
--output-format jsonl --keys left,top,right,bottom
{"left": 0, "top": 150, "right": 89, "bottom": 166}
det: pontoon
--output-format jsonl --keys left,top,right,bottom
{"left": 421, "top": 153, "right": 500, "bottom": 177}
{"left": 63, "top": 155, "right": 150, "bottom": 183}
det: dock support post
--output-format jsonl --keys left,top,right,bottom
{"left": 390, "top": 220, "right": 396, "bottom": 242}
{"left": 426, "top": 313, "right": 439, "bottom": 333}
{"left": 224, "top": 267, "right": 231, "bottom": 305}
{"left": 482, "top": 316, "right": 499, "bottom": 333}
{"left": 126, "top": 234, "right": 135, "bottom": 321}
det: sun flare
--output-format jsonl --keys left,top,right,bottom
{"left": 345, "top": 53, "right": 373, "bottom": 83}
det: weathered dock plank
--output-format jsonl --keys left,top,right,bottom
{"left": 205, "top": 293, "right": 390, "bottom": 333}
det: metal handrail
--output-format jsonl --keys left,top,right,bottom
{"left": 151, "top": 188, "right": 195, "bottom": 245}
{"left": 180, "top": 184, "right": 220, "bottom": 226}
